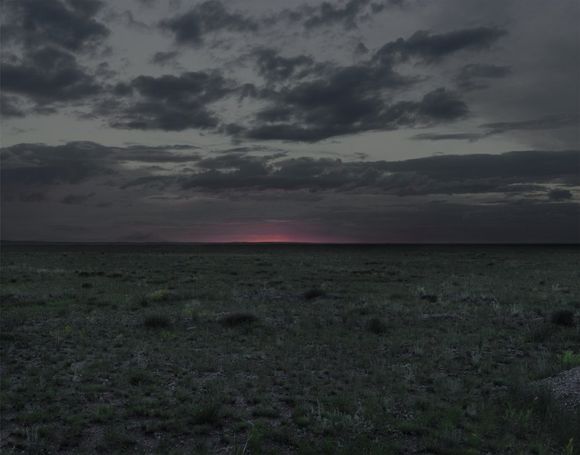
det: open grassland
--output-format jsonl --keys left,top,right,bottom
{"left": 1, "top": 245, "right": 579, "bottom": 454}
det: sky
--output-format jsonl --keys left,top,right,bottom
{"left": 1, "top": 0, "right": 579, "bottom": 243}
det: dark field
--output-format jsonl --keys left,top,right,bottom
{"left": 1, "top": 245, "right": 579, "bottom": 454}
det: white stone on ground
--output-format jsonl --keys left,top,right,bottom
{"left": 534, "top": 367, "right": 580, "bottom": 412}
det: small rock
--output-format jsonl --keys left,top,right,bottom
{"left": 533, "top": 367, "right": 580, "bottom": 412}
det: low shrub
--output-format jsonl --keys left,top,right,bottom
{"left": 303, "top": 288, "right": 327, "bottom": 300}
{"left": 550, "top": 310, "right": 575, "bottom": 327}
{"left": 144, "top": 314, "right": 171, "bottom": 329}
{"left": 367, "top": 317, "right": 388, "bottom": 334}
{"left": 219, "top": 312, "right": 259, "bottom": 327}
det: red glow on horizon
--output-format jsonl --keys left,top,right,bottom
{"left": 176, "top": 221, "right": 358, "bottom": 244}
{"left": 218, "top": 233, "right": 349, "bottom": 244}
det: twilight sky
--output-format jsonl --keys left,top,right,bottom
{"left": 1, "top": 0, "right": 579, "bottom": 242}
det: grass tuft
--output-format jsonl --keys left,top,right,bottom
{"left": 147, "top": 289, "right": 178, "bottom": 302}
{"left": 509, "top": 382, "right": 580, "bottom": 448}
{"left": 219, "top": 312, "right": 259, "bottom": 327}
{"left": 143, "top": 314, "right": 172, "bottom": 329}
{"left": 527, "top": 323, "right": 556, "bottom": 343}
{"left": 127, "top": 368, "right": 153, "bottom": 386}
{"left": 303, "top": 288, "right": 327, "bottom": 300}
{"left": 190, "top": 400, "right": 223, "bottom": 426}
{"left": 366, "top": 317, "right": 388, "bottom": 334}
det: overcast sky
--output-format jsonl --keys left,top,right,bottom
{"left": 1, "top": 0, "right": 579, "bottom": 242}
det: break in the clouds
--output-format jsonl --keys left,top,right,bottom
{"left": 1, "top": 0, "right": 579, "bottom": 242}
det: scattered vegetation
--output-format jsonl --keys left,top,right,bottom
{"left": 147, "top": 289, "right": 179, "bottom": 302}
{"left": 219, "top": 311, "right": 259, "bottom": 327}
{"left": 143, "top": 313, "right": 172, "bottom": 329}
{"left": 366, "top": 316, "right": 388, "bottom": 334}
{"left": 303, "top": 288, "right": 327, "bottom": 300}
{"left": 560, "top": 350, "right": 580, "bottom": 367}
{"left": 509, "top": 381, "right": 580, "bottom": 450}
{"left": 1, "top": 245, "right": 579, "bottom": 453}
{"left": 189, "top": 399, "right": 223, "bottom": 426}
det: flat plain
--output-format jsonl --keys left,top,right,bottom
{"left": 1, "top": 244, "right": 579, "bottom": 454}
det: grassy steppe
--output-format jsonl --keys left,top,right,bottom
{"left": 1, "top": 245, "right": 579, "bottom": 454}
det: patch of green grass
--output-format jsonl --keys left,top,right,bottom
{"left": 147, "top": 289, "right": 177, "bottom": 302}
{"left": 560, "top": 350, "right": 580, "bottom": 367}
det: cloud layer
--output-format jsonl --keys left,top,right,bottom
{"left": 1, "top": 0, "right": 578, "bottom": 242}
{"left": 2, "top": 141, "right": 578, "bottom": 242}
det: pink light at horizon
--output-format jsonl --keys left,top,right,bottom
{"left": 175, "top": 220, "right": 359, "bottom": 243}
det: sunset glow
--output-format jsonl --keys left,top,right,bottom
{"left": 1, "top": 0, "right": 578, "bottom": 243}
{"left": 178, "top": 222, "right": 358, "bottom": 244}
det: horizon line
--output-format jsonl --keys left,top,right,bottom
{"left": 1, "top": 240, "right": 579, "bottom": 247}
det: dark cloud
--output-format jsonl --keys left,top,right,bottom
{"left": 213, "top": 145, "right": 283, "bottom": 155}
{"left": 0, "top": 141, "right": 201, "bottom": 187}
{"left": 10, "top": 143, "right": 576, "bottom": 199}
{"left": 196, "top": 153, "right": 271, "bottom": 171}
{"left": 374, "top": 27, "right": 506, "bottom": 64}
{"left": 355, "top": 42, "right": 370, "bottom": 55}
{"left": 2, "top": 0, "right": 109, "bottom": 52}
{"left": 239, "top": 86, "right": 467, "bottom": 142}
{"left": 252, "top": 48, "right": 315, "bottom": 82}
{"left": 61, "top": 193, "right": 95, "bottom": 205}
{"left": 19, "top": 192, "right": 46, "bottom": 203}
{"left": 303, "top": 0, "right": 377, "bottom": 30}
{"left": 413, "top": 113, "right": 579, "bottom": 142}
{"left": 0, "top": 142, "right": 116, "bottom": 185}
{"left": 412, "top": 132, "right": 483, "bottom": 142}
{"left": 548, "top": 188, "right": 573, "bottom": 201}
{"left": 225, "top": 28, "right": 506, "bottom": 142}
{"left": 456, "top": 63, "right": 511, "bottom": 90}
{"left": 384, "top": 150, "right": 580, "bottom": 181}
{"left": 417, "top": 87, "right": 468, "bottom": 120}
{"left": 139, "top": 149, "right": 580, "bottom": 196}
{"left": 2, "top": 141, "right": 578, "bottom": 243}
{"left": 481, "top": 113, "right": 579, "bottom": 135}
{"left": 106, "top": 71, "right": 234, "bottom": 130}
{"left": 0, "top": 46, "right": 101, "bottom": 107}
{"left": 1, "top": 1, "right": 578, "bottom": 244}
{"left": 111, "top": 10, "right": 151, "bottom": 31}
{"left": 275, "top": 0, "right": 405, "bottom": 30}
{"left": 239, "top": 50, "right": 415, "bottom": 140}
{"left": 0, "top": 95, "right": 26, "bottom": 118}
{"left": 160, "top": 0, "right": 257, "bottom": 46}
{"left": 116, "top": 145, "right": 201, "bottom": 163}
{"left": 319, "top": 199, "right": 580, "bottom": 244}
{"left": 150, "top": 51, "right": 181, "bottom": 66}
